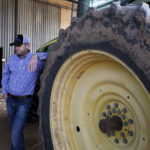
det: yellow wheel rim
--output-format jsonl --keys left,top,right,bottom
{"left": 50, "top": 50, "right": 150, "bottom": 150}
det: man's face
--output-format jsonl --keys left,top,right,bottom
{"left": 15, "top": 44, "right": 30, "bottom": 57}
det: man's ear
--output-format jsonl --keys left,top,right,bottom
{"left": 26, "top": 44, "right": 30, "bottom": 49}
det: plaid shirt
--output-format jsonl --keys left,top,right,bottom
{"left": 1, "top": 51, "right": 48, "bottom": 96}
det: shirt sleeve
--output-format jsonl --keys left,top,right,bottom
{"left": 1, "top": 59, "right": 10, "bottom": 95}
{"left": 36, "top": 52, "right": 48, "bottom": 60}
{"left": 36, "top": 52, "right": 48, "bottom": 70}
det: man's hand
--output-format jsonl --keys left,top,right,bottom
{"left": 28, "top": 54, "right": 38, "bottom": 72}
{"left": 3, "top": 94, "right": 8, "bottom": 101}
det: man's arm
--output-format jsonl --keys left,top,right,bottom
{"left": 1, "top": 60, "right": 10, "bottom": 100}
{"left": 28, "top": 52, "right": 48, "bottom": 72}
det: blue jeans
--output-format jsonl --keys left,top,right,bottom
{"left": 6, "top": 96, "right": 32, "bottom": 150}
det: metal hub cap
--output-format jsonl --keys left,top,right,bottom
{"left": 99, "top": 115, "right": 123, "bottom": 133}
{"left": 50, "top": 50, "right": 150, "bottom": 150}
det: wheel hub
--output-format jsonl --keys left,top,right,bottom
{"left": 99, "top": 115, "right": 123, "bottom": 133}
{"left": 99, "top": 102, "right": 134, "bottom": 144}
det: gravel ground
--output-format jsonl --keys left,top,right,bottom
{"left": 0, "top": 90, "right": 43, "bottom": 150}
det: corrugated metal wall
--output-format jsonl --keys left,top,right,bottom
{"left": 0, "top": 0, "right": 2, "bottom": 47}
{"left": 17, "top": 0, "right": 60, "bottom": 53}
{"left": 0, "top": 0, "right": 60, "bottom": 63}
{"left": 0, "top": 0, "right": 15, "bottom": 61}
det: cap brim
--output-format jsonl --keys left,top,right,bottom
{"left": 10, "top": 42, "right": 15, "bottom": 46}
{"left": 10, "top": 42, "right": 23, "bottom": 46}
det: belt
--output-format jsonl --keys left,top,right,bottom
{"left": 8, "top": 93, "right": 32, "bottom": 99}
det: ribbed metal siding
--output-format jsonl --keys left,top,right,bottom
{"left": 0, "top": 0, "right": 15, "bottom": 61}
{"left": 0, "top": 0, "right": 2, "bottom": 47}
{"left": 17, "top": 0, "right": 60, "bottom": 53}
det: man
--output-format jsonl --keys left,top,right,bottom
{"left": 1, "top": 34, "right": 48, "bottom": 150}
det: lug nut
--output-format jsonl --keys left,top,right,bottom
{"left": 128, "top": 119, "right": 133, "bottom": 124}
{"left": 112, "top": 108, "right": 116, "bottom": 113}
{"left": 124, "top": 121, "right": 128, "bottom": 126}
{"left": 128, "top": 131, "right": 133, "bottom": 136}
{"left": 122, "top": 108, "right": 127, "bottom": 113}
{"left": 114, "top": 138, "right": 119, "bottom": 144}
{"left": 102, "top": 112, "right": 106, "bottom": 117}
{"left": 123, "top": 138, "right": 128, "bottom": 144}
{"left": 106, "top": 105, "right": 110, "bottom": 109}
{"left": 107, "top": 111, "right": 112, "bottom": 115}
{"left": 106, "top": 133, "right": 111, "bottom": 137}
{"left": 117, "top": 110, "right": 121, "bottom": 115}
{"left": 111, "top": 132, "right": 115, "bottom": 136}
{"left": 114, "top": 103, "right": 118, "bottom": 108}
{"left": 121, "top": 115, "right": 126, "bottom": 120}
{"left": 106, "top": 115, "right": 110, "bottom": 119}
{"left": 121, "top": 132, "right": 125, "bottom": 137}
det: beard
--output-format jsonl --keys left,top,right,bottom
{"left": 15, "top": 49, "right": 29, "bottom": 57}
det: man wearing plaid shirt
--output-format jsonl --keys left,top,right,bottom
{"left": 1, "top": 34, "right": 48, "bottom": 150}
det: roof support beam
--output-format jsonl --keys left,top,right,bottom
{"left": 64, "top": 0, "right": 78, "bottom": 4}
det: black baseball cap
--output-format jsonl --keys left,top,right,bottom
{"left": 10, "top": 34, "right": 30, "bottom": 46}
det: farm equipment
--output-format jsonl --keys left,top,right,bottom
{"left": 37, "top": 0, "right": 150, "bottom": 149}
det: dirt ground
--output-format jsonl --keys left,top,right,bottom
{"left": 0, "top": 91, "right": 43, "bottom": 150}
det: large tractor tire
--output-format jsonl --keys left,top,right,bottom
{"left": 39, "top": 2, "right": 150, "bottom": 150}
